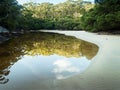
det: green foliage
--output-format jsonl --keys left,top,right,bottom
{"left": 81, "top": 0, "right": 120, "bottom": 32}
{"left": 0, "top": 0, "right": 22, "bottom": 31}
{"left": 0, "top": 0, "right": 94, "bottom": 31}
{"left": 95, "top": 0, "right": 104, "bottom": 3}
{"left": 52, "top": 17, "right": 81, "bottom": 30}
{"left": 20, "top": 1, "right": 93, "bottom": 30}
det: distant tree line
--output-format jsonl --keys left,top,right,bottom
{"left": 0, "top": 0, "right": 93, "bottom": 31}
{"left": 0, "top": 0, "right": 120, "bottom": 32}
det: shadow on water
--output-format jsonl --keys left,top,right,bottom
{"left": 0, "top": 32, "right": 99, "bottom": 84}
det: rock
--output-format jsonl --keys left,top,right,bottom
{"left": 0, "top": 26, "right": 9, "bottom": 33}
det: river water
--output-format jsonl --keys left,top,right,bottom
{"left": 0, "top": 32, "right": 98, "bottom": 90}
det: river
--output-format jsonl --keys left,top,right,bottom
{"left": 0, "top": 31, "right": 120, "bottom": 90}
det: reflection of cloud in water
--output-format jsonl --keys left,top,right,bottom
{"left": 53, "top": 57, "right": 91, "bottom": 80}
{"left": 53, "top": 59, "right": 80, "bottom": 79}
{"left": 55, "top": 74, "right": 67, "bottom": 80}
{"left": 53, "top": 59, "right": 80, "bottom": 73}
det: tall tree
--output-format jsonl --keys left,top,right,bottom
{"left": 0, "top": 0, "right": 22, "bottom": 30}
{"left": 81, "top": 0, "right": 120, "bottom": 32}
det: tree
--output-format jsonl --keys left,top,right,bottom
{"left": 94, "top": 0, "right": 104, "bottom": 3}
{"left": 21, "top": 0, "right": 89, "bottom": 30}
{"left": 81, "top": 0, "right": 120, "bottom": 32}
{"left": 0, "top": 0, "right": 22, "bottom": 30}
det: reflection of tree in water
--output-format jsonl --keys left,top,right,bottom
{"left": 0, "top": 42, "right": 24, "bottom": 84}
{"left": 0, "top": 32, "right": 98, "bottom": 84}
{"left": 81, "top": 41, "right": 99, "bottom": 59}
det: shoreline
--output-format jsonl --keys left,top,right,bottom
{"left": 0, "top": 30, "right": 120, "bottom": 44}
{"left": 96, "top": 31, "right": 120, "bottom": 35}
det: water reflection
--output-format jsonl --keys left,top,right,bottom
{"left": 53, "top": 59, "right": 81, "bottom": 79}
{"left": 0, "top": 32, "right": 98, "bottom": 84}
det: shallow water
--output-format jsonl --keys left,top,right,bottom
{"left": 0, "top": 32, "right": 98, "bottom": 89}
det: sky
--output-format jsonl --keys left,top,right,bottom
{"left": 17, "top": 0, "right": 94, "bottom": 5}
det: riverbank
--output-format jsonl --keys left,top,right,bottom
{"left": 0, "top": 29, "right": 120, "bottom": 44}
{"left": 41, "top": 30, "right": 120, "bottom": 90}
{"left": 97, "top": 30, "right": 120, "bottom": 35}
{"left": 0, "top": 32, "right": 24, "bottom": 44}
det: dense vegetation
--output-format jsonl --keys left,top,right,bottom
{"left": 0, "top": 0, "right": 120, "bottom": 32}
{"left": 81, "top": 0, "right": 120, "bottom": 32}
{"left": 0, "top": 0, "right": 93, "bottom": 31}
{"left": 0, "top": 0, "right": 22, "bottom": 31}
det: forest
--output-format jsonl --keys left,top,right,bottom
{"left": 0, "top": 0, "right": 120, "bottom": 32}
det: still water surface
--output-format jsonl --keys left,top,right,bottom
{"left": 0, "top": 32, "right": 98, "bottom": 89}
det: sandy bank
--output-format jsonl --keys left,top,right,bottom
{"left": 42, "top": 30, "right": 120, "bottom": 90}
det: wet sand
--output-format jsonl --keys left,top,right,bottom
{"left": 42, "top": 30, "right": 120, "bottom": 90}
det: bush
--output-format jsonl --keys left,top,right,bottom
{"left": 81, "top": 0, "right": 120, "bottom": 32}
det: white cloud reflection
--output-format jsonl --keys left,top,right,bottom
{"left": 53, "top": 59, "right": 80, "bottom": 73}
{"left": 53, "top": 59, "right": 80, "bottom": 79}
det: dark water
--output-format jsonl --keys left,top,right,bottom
{"left": 0, "top": 32, "right": 98, "bottom": 89}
